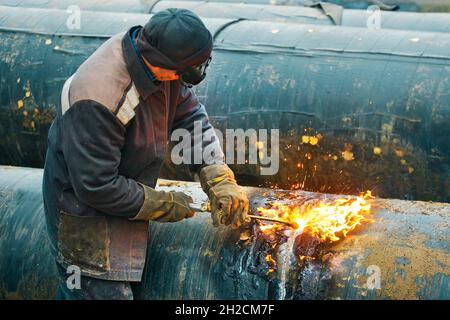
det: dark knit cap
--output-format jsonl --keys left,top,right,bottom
{"left": 136, "top": 8, "right": 213, "bottom": 70}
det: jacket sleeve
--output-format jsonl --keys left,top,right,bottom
{"left": 60, "top": 100, "right": 144, "bottom": 217}
{"left": 171, "top": 85, "right": 225, "bottom": 176}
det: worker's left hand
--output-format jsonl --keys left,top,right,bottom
{"left": 199, "top": 164, "right": 250, "bottom": 228}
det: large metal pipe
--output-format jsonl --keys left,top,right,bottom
{"left": 308, "top": 0, "right": 450, "bottom": 12}
{"left": 2, "top": 0, "right": 450, "bottom": 32}
{"left": 0, "top": 166, "right": 448, "bottom": 299}
{"left": 151, "top": 1, "right": 450, "bottom": 33}
{"left": 2, "top": 0, "right": 450, "bottom": 13}
{"left": 209, "top": 0, "right": 450, "bottom": 13}
{"left": 0, "top": 6, "right": 449, "bottom": 202}
{"left": 0, "top": 0, "right": 156, "bottom": 13}
{"left": 207, "top": 0, "right": 450, "bottom": 12}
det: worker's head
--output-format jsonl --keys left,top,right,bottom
{"left": 136, "top": 8, "right": 213, "bottom": 86}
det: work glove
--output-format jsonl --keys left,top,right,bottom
{"left": 199, "top": 164, "right": 250, "bottom": 229}
{"left": 131, "top": 183, "right": 195, "bottom": 222}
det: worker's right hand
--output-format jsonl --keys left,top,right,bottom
{"left": 199, "top": 164, "right": 250, "bottom": 229}
{"left": 131, "top": 184, "right": 195, "bottom": 222}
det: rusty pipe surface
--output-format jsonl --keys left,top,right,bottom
{"left": 0, "top": 166, "right": 448, "bottom": 299}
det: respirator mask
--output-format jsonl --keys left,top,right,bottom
{"left": 177, "top": 56, "right": 212, "bottom": 87}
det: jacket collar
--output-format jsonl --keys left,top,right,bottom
{"left": 122, "top": 26, "right": 161, "bottom": 101}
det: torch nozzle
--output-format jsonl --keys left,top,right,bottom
{"left": 247, "top": 214, "right": 299, "bottom": 229}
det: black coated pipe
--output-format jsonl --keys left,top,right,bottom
{"left": 0, "top": 6, "right": 449, "bottom": 202}
{"left": 1, "top": 0, "right": 450, "bottom": 13}
{"left": 0, "top": 166, "right": 449, "bottom": 299}
{"left": 308, "top": 0, "right": 450, "bottom": 12}
{"left": 0, "top": 0, "right": 156, "bottom": 13}
{"left": 151, "top": 1, "right": 450, "bottom": 33}
{"left": 2, "top": 0, "right": 450, "bottom": 32}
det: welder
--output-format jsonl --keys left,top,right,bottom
{"left": 42, "top": 8, "right": 249, "bottom": 300}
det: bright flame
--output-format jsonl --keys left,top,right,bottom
{"left": 257, "top": 191, "right": 374, "bottom": 242}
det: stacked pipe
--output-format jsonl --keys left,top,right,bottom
{"left": 0, "top": 6, "right": 449, "bottom": 202}
{"left": 0, "top": 166, "right": 448, "bottom": 299}
{"left": 0, "top": 0, "right": 449, "bottom": 13}
{"left": 211, "top": 0, "right": 450, "bottom": 12}
{"left": 1, "top": 0, "right": 450, "bottom": 32}
{"left": 0, "top": 0, "right": 155, "bottom": 13}
{"left": 308, "top": 0, "right": 450, "bottom": 11}
{"left": 151, "top": 1, "right": 450, "bottom": 32}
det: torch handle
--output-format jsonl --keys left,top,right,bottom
{"left": 189, "top": 203, "right": 296, "bottom": 228}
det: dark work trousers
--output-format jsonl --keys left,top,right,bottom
{"left": 55, "top": 263, "right": 143, "bottom": 300}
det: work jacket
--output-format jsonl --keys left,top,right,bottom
{"left": 42, "top": 26, "right": 222, "bottom": 281}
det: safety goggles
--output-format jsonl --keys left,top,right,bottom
{"left": 177, "top": 56, "right": 212, "bottom": 87}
